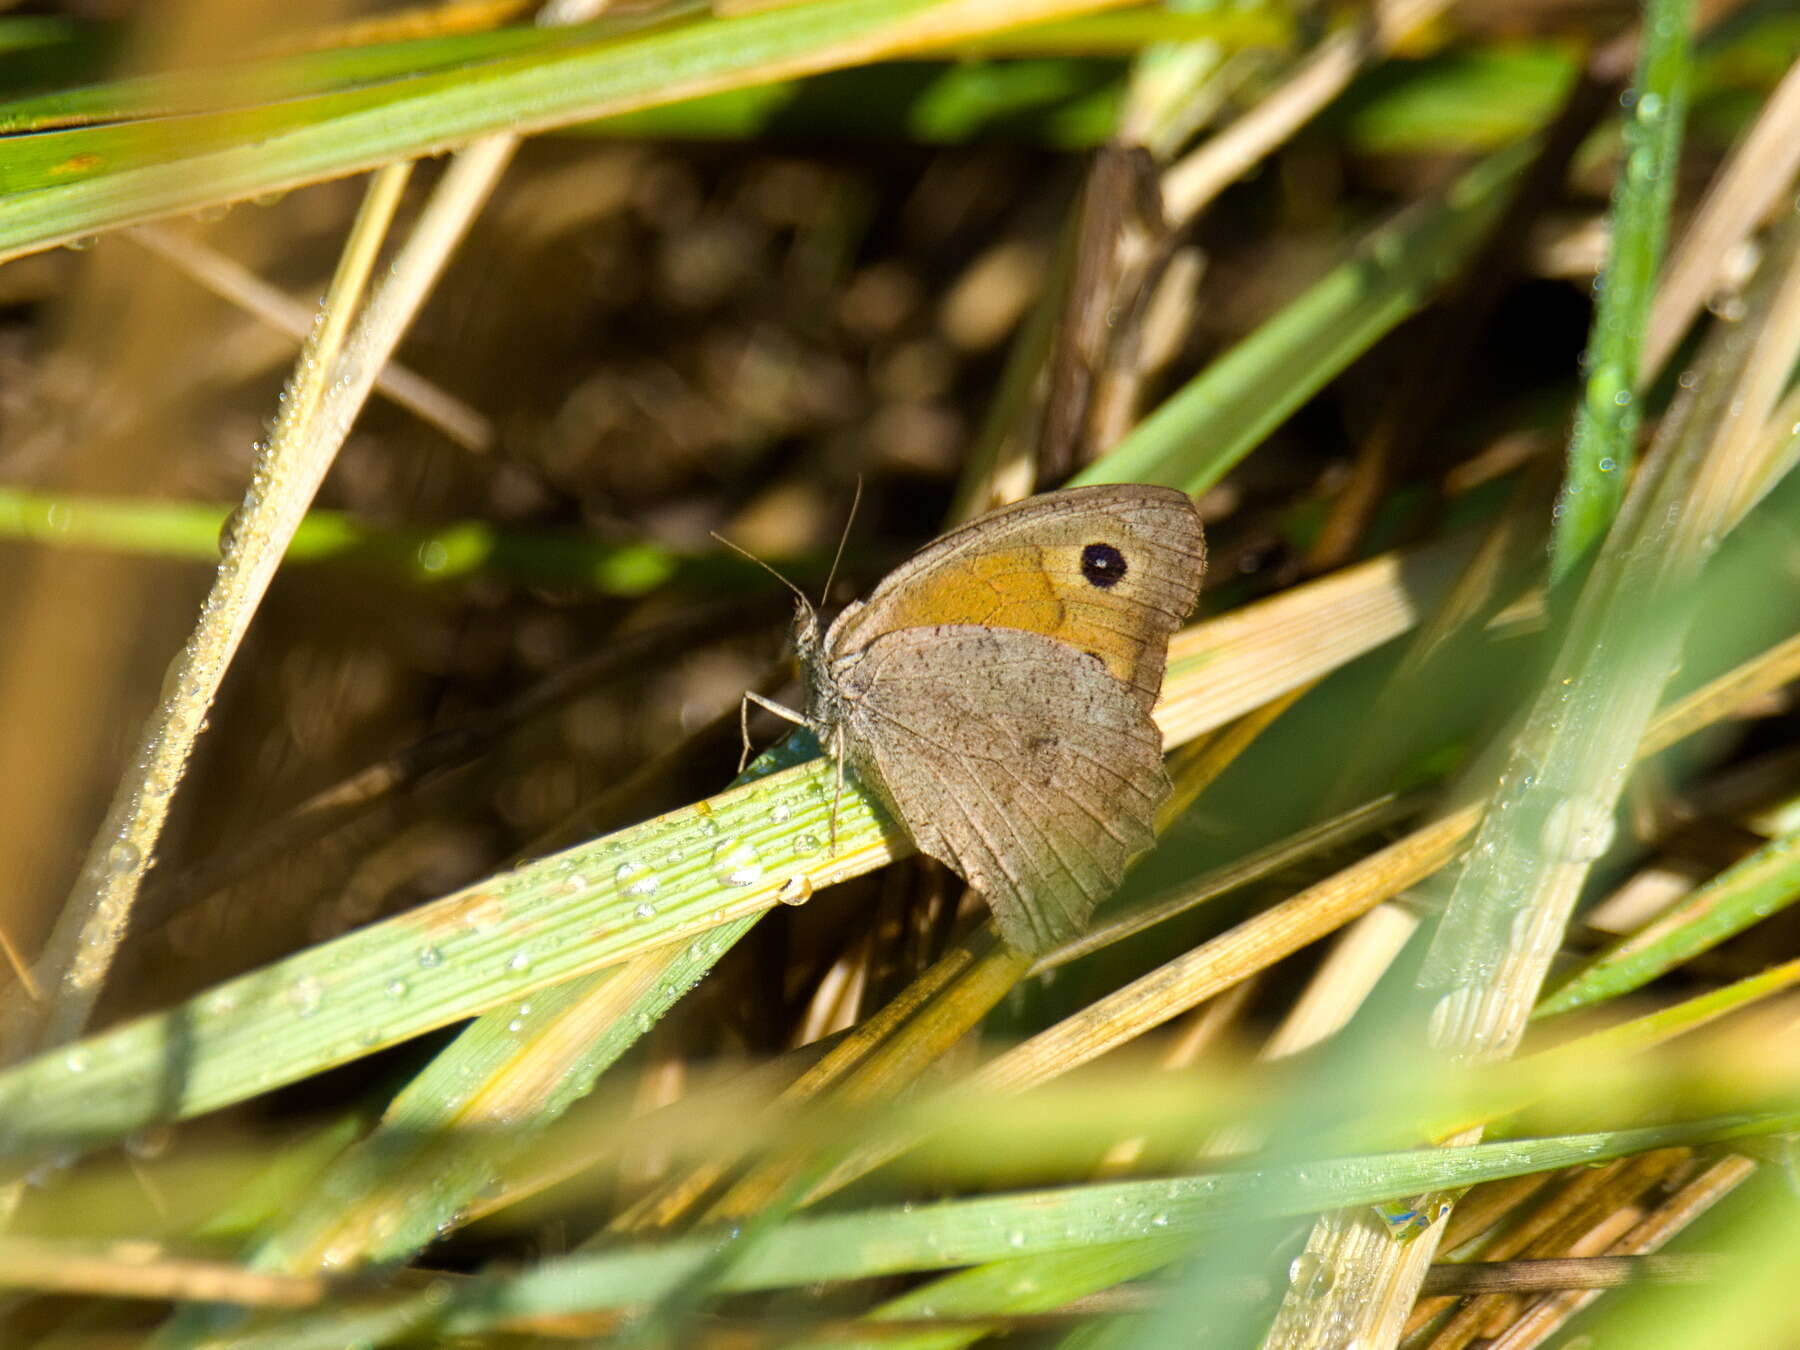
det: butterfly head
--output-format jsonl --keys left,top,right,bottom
{"left": 792, "top": 596, "right": 826, "bottom": 675}
{"left": 791, "top": 597, "right": 837, "bottom": 726}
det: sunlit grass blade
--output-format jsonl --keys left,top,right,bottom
{"left": 0, "top": 749, "right": 879, "bottom": 1160}
{"left": 0, "top": 0, "right": 1132, "bottom": 261}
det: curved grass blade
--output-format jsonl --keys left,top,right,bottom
{"left": 0, "top": 0, "right": 1132, "bottom": 261}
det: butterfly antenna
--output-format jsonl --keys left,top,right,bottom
{"left": 819, "top": 475, "right": 862, "bottom": 609}
{"left": 711, "top": 531, "right": 811, "bottom": 609}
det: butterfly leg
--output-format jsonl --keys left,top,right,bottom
{"left": 828, "top": 725, "right": 845, "bottom": 855}
{"left": 739, "top": 691, "right": 808, "bottom": 774}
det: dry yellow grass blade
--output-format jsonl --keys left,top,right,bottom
{"left": 126, "top": 225, "right": 491, "bottom": 451}
{"left": 792, "top": 807, "right": 1481, "bottom": 1206}
{"left": 0, "top": 1235, "right": 326, "bottom": 1306}
{"left": 1159, "top": 0, "right": 1456, "bottom": 224}
{"left": 1157, "top": 533, "right": 1476, "bottom": 748}
{"left": 610, "top": 934, "right": 997, "bottom": 1234}
{"left": 1643, "top": 55, "right": 1800, "bottom": 375}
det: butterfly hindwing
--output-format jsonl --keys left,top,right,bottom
{"left": 837, "top": 624, "right": 1168, "bottom": 954}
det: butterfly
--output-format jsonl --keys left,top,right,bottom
{"left": 747, "top": 483, "right": 1205, "bottom": 956}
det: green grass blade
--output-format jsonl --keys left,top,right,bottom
{"left": 208, "top": 1108, "right": 1800, "bottom": 1348}
{"left": 0, "top": 748, "right": 875, "bottom": 1161}
{"left": 1548, "top": 0, "right": 1695, "bottom": 579}
{"left": 1534, "top": 824, "right": 1800, "bottom": 1017}
{"left": 0, "top": 0, "right": 1126, "bottom": 260}
{"left": 0, "top": 22, "right": 580, "bottom": 131}
{"left": 0, "top": 487, "right": 691, "bottom": 594}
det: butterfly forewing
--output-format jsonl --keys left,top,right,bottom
{"left": 828, "top": 485, "right": 1206, "bottom": 712}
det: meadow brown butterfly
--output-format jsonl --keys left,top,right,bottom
{"left": 753, "top": 484, "right": 1205, "bottom": 956}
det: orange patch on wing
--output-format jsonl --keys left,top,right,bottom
{"left": 873, "top": 545, "right": 1146, "bottom": 690}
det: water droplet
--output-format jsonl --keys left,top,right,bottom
{"left": 106, "top": 840, "right": 142, "bottom": 872}
{"left": 416, "top": 540, "right": 449, "bottom": 573}
{"left": 1636, "top": 92, "right": 1663, "bottom": 121}
{"left": 505, "top": 951, "right": 531, "bottom": 975}
{"left": 1707, "top": 290, "right": 1747, "bottom": 322}
{"left": 792, "top": 833, "right": 823, "bottom": 856}
{"left": 63, "top": 235, "right": 98, "bottom": 252}
{"left": 633, "top": 902, "right": 657, "bottom": 920}
{"left": 768, "top": 801, "right": 791, "bottom": 823}
{"left": 1586, "top": 363, "right": 1628, "bottom": 418}
{"left": 386, "top": 979, "right": 409, "bottom": 998}
{"left": 1007, "top": 1229, "right": 1026, "bottom": 1249}
{"left": 251, "top": 189, "right": 289, "bottom": 208}
{"left": 1289, "top": 1252, "right": 1331, "bottom": 1297}
{"left": 417, "top": 945, "right": 443, "bottom": 969}
{"left": 614, "top": 859, "right": 658, "bottom": 896}
{"left": 287, "top": 975, "right": 323, "bottom": 1017}
{"left": 192, "top": 202, "right": 232, "bottom": 224}
{"left": 64, "top": 1049, "right": 89, "bottom": 1074}
{"left": 776, "top": 875, "right": 812, "bottom": 907}
{"left": 712, "top": 840, "right": 765, "bottom": 887}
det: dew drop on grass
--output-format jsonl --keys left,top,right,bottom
{"left": 713, "top": 839, "right": 765, "bottom": 886}
{"left": 287, "top": 975, "right": 323, "bottom": 1017}
{"left": 614, "top": 859, "right": 658, "bottom": 896}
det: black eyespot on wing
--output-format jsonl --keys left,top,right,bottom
{"left": 1080, "top": 542, "right": 1128, "bottom": 588}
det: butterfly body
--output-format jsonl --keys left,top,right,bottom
{"left": 796, "top": 484, "right": 1205, "bottom": 955}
